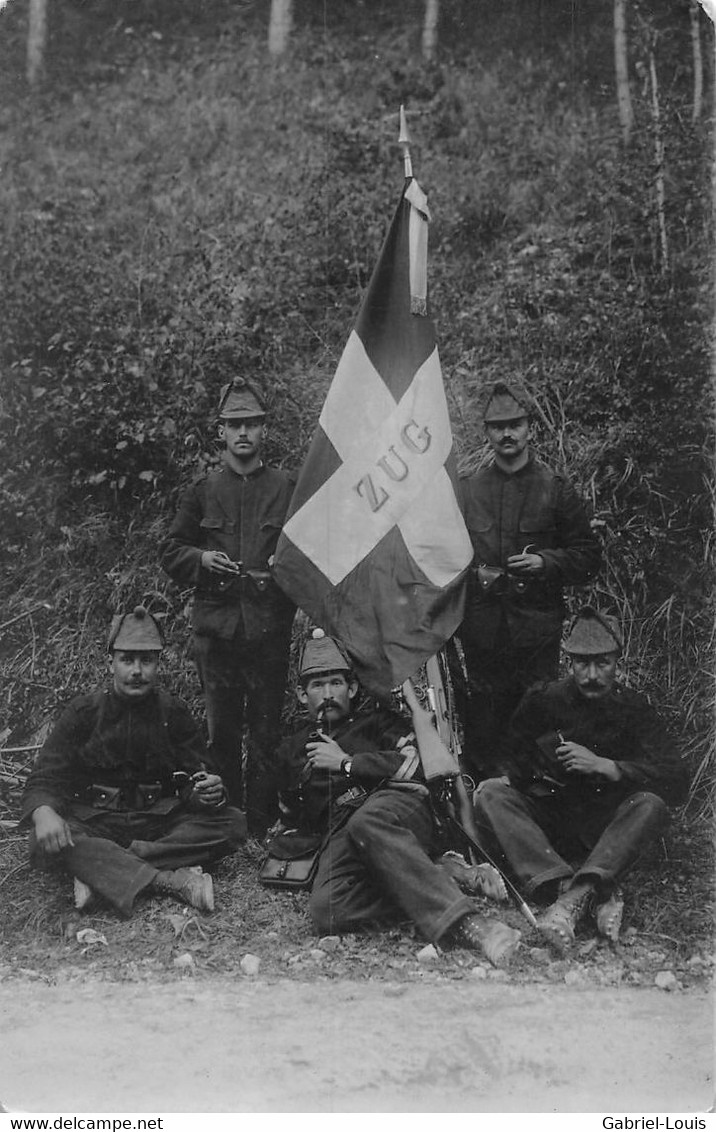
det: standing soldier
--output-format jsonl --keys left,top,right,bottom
{"left": 161, "top": 379, "right": 295, "bottom": 836}
{"left": 458, "top": 380, "right": 601, "bottom": 781}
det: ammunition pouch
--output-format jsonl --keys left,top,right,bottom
{"left": 474, "top": 565, "right": 535, "bottom": 602}
{"left": 244, "top": 569, "right": 272, "bottom": 595}
{"left": 476, "top": 564, "right": 506, "bottom": 595}
{"left": 136, "top": 782, "right": 164, "bottom": 809}
{"left": 199, "top": 568, "right": 275, "bottom": 600}
{"left": 525, "top": 777, "right": 566, "bottom": 797}
{"left": 82, "top": 781, "right": 171, "bottom": 812}
{"left": 87, "top": 784, "right": 122, "bottom": 811}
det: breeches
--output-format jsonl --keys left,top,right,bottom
{"left": 474, "top": 780, "right": 668, "bottom": 897}
{"left": 30, "top": 805, "right": 246, "bottom": 917}
{"left": 309, "top": 789, "right": 473, "bottom": 944}
{"left": 193, "top": 631, "right": 290, "bottom": 832}
{"left": 459, "top": 633, "right": 560, "bottom": 779}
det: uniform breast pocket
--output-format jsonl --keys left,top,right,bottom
{"left": 470, "top": 519, "right": 493, "bottom": 535}
{"left": 463, "top": 497, "right": 494, "bottom": 534}
{"left": 465, "top": 512, "right": 494, "bottom": 563}
{"left": 260, "top": 516, "right": 285, "bottom": 553}
{"left": 519, "top": 515, "right": 556, "bottom": 548}
{"left": 200, "top": 516, "right": 236, "bottom": 551}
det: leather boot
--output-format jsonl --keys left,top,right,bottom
{"left": 153, "top": 867, "right": 214, "bottom": 912}
{"left": 451, "top": 913, "right": 521, "bottom": 966}
{"left": 592, "top": 887, "right": 624, "bottom": 943}
{"left": 437, "top": 852, "right": 508, "bottom": 902}
{"left": 537, "top": 883, "right": 593, "bottom": 955}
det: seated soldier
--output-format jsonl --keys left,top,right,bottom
{"left": 473, "top": 606, "right": 687, "bottom": 954}
{"left": 273, "top": 630, "right": 522, "bottom": 967}
{"left": 20, "top": 606, "right": 246, "bottom": 917}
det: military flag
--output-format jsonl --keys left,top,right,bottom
{"left": 273, "top": 122, "right": 472, "bottom": 698}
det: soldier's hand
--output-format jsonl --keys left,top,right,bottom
{"left": 32, "top": 805, "right": 75, "bottom": 854}
{"left": 191, "top": 772, "right": 225, "bottom": 806}
{"left": 305, "top": 737, "right": 346, "bottom": 773}
{"left": 201, "top": 550, "right": 240, "bottom": 575}
{"left": 506, "top": 551, "right": 545, "bottom": 575}
{"left": 557, "top": 741, "right": 613, "bottom": 777}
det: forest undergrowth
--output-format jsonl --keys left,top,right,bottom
{"left": 0, "top": 1, "right": 712, "bottom": 982}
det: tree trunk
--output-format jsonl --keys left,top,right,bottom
{"left": 268, "top": 0, "right": 293, "bottom": 57}
{"left": 27, "top": 0, "right": 48, "bottom": 87}
{"left": 711, "top": 9, "right": 716, "bottom": 226}
{"left": 422, "top": 0, "right": 440, "bottom": 60}
{"left": 613, "top": 0, "right": 634, "bottom": 145}
{"left": 690, "top": 0, "right": 704, "bottom": 122}
{"left": 647, "top": 49, "right": 669, "bottom": 274}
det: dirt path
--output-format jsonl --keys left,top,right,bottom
{"left": 1, "top": 978, "right": 712, "bottom": 1113}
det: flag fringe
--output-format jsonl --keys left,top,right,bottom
{"left": 411, "top": 296, "right": 428, "bottom": 317}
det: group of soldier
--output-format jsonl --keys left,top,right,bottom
{"left": 20, "top": 377, "right": 686, "bottom": 968}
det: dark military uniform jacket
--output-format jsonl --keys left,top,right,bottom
{"left": 276, "top": 707, "right": 427, "bottom": 834}
{"left": 501, "top": 676, "right": 687, "bottom": 808}
{"left": 160, "top": 462, "right": 295, "bottom": 642}
{"left": 21, "top": 687, "right": 211, "bottom": 823}
{"left": 460, "top": 456, "right": 601, "bottom": 650}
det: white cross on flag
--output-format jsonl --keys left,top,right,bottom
{"left": 273, "top": 175, "right": 472, "bottom": 698}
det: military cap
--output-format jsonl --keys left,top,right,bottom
{"left": 563, "top": 606, "right": 622, "bottom": 656}
{"left": 108, "top": 606, "right": 163, "bottom": 652}
{"left": 217, "top": 378, "right": 266, "bottom": 420}
{"left": 481, "top": 380, "right": 534, "bottom": 422}
{"left": 299, "top": 628, "right": 352, "bottom": 678}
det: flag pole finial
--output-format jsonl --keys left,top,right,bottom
{"left": 398, "top": 104, "right": 413, "bottom": 179}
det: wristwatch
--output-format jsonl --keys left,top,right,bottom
{"left": 340, "top": 758, "right": 353, "bottom": 777}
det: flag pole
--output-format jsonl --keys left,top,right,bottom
{"left": 398, "top": 104, "right": 413, "bottom": 179}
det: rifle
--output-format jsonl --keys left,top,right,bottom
{"left": 403, "top": 655, "right": 538, "bottom": 930}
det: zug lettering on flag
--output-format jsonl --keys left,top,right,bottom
{"left": 273, "top": 175, "right": 473, "bottom": 697}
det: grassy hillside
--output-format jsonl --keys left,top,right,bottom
{"left": 0, "top": 0, "right": 712, "bottom": 807}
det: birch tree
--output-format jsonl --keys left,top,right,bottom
{"left": 422, "top": 0, "right": 440, "bottom": 60}
{"left": 614, "top": 0, "right": 634, "bottom": 144}
{"left": 694, "top": 2, "right": 716, "bottom": 216}
{"left": 690, "top": 0, "right": 704, "bottom": 122}
{"left": 27, "top": 0, "right": 47, "bottom": 86}
{"left": 635, "top": 16, "right": 669, "bottom": 277}
{"left": 268, "top": 0, "right": 293, "bottom": 57}
{"left": 646, "top": 46, "right": 669, "bottom": 274}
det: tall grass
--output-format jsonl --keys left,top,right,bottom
{"left": 0, "top": 13, "right": 711, "bottom": 817}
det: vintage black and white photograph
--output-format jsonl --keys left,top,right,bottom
{"left": 0, "top": 0, "right": 712, "bottom": 1116}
